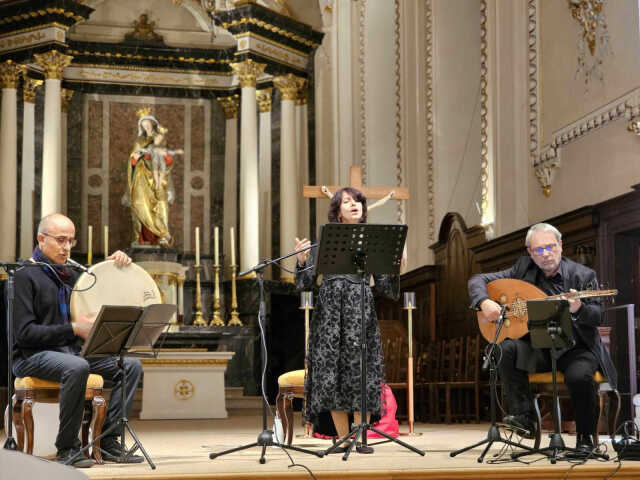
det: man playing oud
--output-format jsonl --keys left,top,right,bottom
{"left": 468, "top": 223, "right": 616, "bottom": 457}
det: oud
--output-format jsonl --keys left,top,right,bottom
{"left": 477, "top": 278, "right": 617, "bottom": 343}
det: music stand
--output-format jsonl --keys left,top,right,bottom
{"left": 511, "top": 299, "right": 608, "bottom": 463}
{"left": 315, "top": 223, "right": 425, "bottom": 461}
{"left": 68, "top": 303, "right": 176, "bottom": 469}
{"left": 450, "top": 305, "right": 534, "bottom": 462}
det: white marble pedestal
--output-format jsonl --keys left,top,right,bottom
{"left": 140, "top": 351, "right": 235, "bottom": 419}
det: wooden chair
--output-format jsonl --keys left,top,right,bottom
{"left": 275, "top": 370, "right": 305, "bottom": 446}
{"left": 385, "top": 337, "right": 409, "bottom": 420}
{"left": 528, "top": 370, "right": 620, "bottom": 449}
{"left": 415, "top": 341, "right": 442, "bottom": 421}
{"left": 9, "top": 374, "right": 107, "bottom": 463}
{"left": 433, "top": 337, "right": 465, "bottom": 423}
{"left": 445, "top": 334, "right": 482, "bottom": 423}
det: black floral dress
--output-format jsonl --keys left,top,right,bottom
{"left": 295, "top": 251, "right": 399, "bottom": 422}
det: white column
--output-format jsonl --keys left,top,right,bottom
{"left": 0, "top": 60, "right": 22, "bottom": 262}
{"left": 34, "top": 50, "right": 72, "bottom": 218}
{"left": 257, "top": 88, "right": 272, "bottom": 274}
{"left": 60, "top": 89, "right": 73, "bottom": 214}
{"left": 230, "top": 60, "right": 266, "bottom": 274}
{"left": 274, "top": 74, "right": 304, "bottom": 281}
{"left": 218, "top": 95, "right": 239, "bottom": 276}
{"left": 20, "top": 77, "right": 43, "bottom": 258}
{"left": 295, "top": 83, "right": 310, "bottom": 240}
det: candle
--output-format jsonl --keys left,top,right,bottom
{"left": 87, "top": 225, "right": 92, "bottom": 266}
{"left": 214, "top": 226, "right": 219, "bottom": 265}
{"left": 195, "top": 226, "right": 200, "bottom": 266}
{"left": 104, "top": 225, "right": 108, "bottom": 258}
{"left": 230, "top": 227, "right": 236, "bottom": 265}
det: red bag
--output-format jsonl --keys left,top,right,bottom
{"left": 368, "top": 383, "right": 399, "bottom": 438}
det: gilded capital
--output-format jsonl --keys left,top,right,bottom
{"left": 0, "top": 60, "right": 25, "bottom": 89}
{"left": 256, "top": 88, "right": 272, "bottom": 113}
{"left": 33, "top": 50, "right": 73, "bottom": 80}
{"left": 230, "top": 59, "right": 266, "bottom": 88}
{"left": 274, "top": 74, "right": 305, "bottom": 101}
{"left": 61, "top": 88, "right": 74, "bottom": 112}
{"left": 217, "top": 94, "right": 239, "bottom": 119}
{"left": 22, "top": 75, "right": 43, "bottom": 103}
{"left": 295, "top": 80, "right": 308, "bottom": 106}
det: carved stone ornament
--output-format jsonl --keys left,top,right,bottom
{"left": 217, "top": 94, "right": 239, "bottom": 119}
{"left": 33, "top": 50, "right": 73, "bottom": 80}
{"left": 256, "top": 88, "right": 272, "bottom": 113}
{"left": 534, "top": 157, "right": 560, "bottom": 197}
{"left": 273, "top": 73, "right": 304, "bottom": 101}
{"left": 295, "top": 79, "right": 308, "bottom": 106}
{"left": 124, "top": 13, "right": 164, "bottom": 44}
{"left": 230, "top": 59, "right": 266, "bottom": 88}
{"left": 0, "top": 60, "right": 24, "bottom": 88}
{"left": 61, "top": 88, "right": 74, "bottom": 113}
{"left": 22, "top": 75, "right": 43, "bottom": 103}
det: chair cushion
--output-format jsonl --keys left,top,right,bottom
{"left": 528, "top": 370, "right": 607, "bottom": 384}
{"left": 15, "top": 374, "right": 104, "bottom": 390}
{"left": 278, "top": 369, "right": 305, "bottom": 386}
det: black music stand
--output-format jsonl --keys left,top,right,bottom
{"left": 67, "top": 303, "right": 176, "bottom": 469}
{"left": 208, "top": 247, "right": 323, "bottom": 464}
{"left": 450, "top": 305, "right": 534, "bottom": 462}
{"left": 316, "top": 223, "right": 425, "bottom": 461}
{"left": 511, "top": 299, "right": 608, "bottom": 464}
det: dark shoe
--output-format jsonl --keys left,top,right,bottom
{"left": 355, "top": 442, "right": 374, "bottom": 454}
{"left": 100, "top": 437, "right": 144, "bottom": 464}
{"left": 502, "top": 413, "right": 537, "bottom": 440}
{"left": 56, "top": 447, "right": 95, "bottom": 468}
{"left": 565, "top": 434, "right": 595, "bottom": 460}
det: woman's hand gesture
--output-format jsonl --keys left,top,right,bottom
{"left": 295, "top": 237, "right": 311, "bottom": 266}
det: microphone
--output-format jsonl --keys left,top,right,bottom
{"left": 66, "top": 258, "right": 92, "bottom": 273}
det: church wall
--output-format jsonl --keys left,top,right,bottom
{"left": 432, "top": 0, "right": 482, "bottom": 235}
{"left": 539, "top": 1, "right": 640, "bottom": 145}
{"left": 530, "top": 0, "right": 640, "bottom": 222}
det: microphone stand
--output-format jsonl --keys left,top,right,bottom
{"left": 209, "top": 245, "right": 323, "bottom": 463}
{"left": 450, "top": 305, "right": 534, "bottom": 462}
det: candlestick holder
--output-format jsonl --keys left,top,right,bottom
{"left": 227, "top": 264, "right": 242, "bottom": 326}
{"left": 210, "top": 263, "right": 224, "bottom": 326}
{"left": 402, "top": 291, "right": 420, "bottom": 436}
{"left": 192, "top": 264, "right": 207, "bottom": 326}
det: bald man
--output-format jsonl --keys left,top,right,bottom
{"left": 11, "top": 214, "right": 143, "bottom": 467}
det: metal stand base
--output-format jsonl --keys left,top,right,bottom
{"left": 324, "top": 423, "right": 425, "bottom": 461}
{"left": 511, "top": 433, "right": 609, "bottom": 464}
{"left": 209, "top": 429, "right": 323, "bottom": 464}
{"left": 450, "top": 423, "right": 534, "bottom": 463}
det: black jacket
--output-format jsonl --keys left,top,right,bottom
{"left": 468, "top": 255, "right": 617, "bottom": 389}
{"left": 12, "top": 265, "right": 79, "bottom": 363}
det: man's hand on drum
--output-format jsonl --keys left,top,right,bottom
{"left": 479, "top": 298, "right": 502, "bottom": 323}
{"left": 72, "top": 312, "right": 97, "bottom": 340}
{"left": 107, "top": 250, "right": 132, "bottom": 267}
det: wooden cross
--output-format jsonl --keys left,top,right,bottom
{"left": 302, "top": 166, "right": 409, "bottom": 208}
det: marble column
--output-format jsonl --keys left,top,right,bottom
{"left": 217, "top": 94, "right": 239, "bottom": 276}
{"left": 230, "top": 59, "right": 266, "bottom": 274}
{"left": 257, "top": 88, "right": 272, "bottom": 272}
{"left": 0, "top": 60, "right": 23, "bottom": 262}
{"left": 60, "top": 88, "right": 74, "bottom": 214}
{"left": 20, "top": 76, "right": 43, "bottom": 258}
{"left": 295, "top": 81, "right": 309, "bottom": 240}
{"left": 33, "top": 50, "right": 73, "bottom": 218}
{"left": 274, "top": 74, "right": 305, "bottom": 281}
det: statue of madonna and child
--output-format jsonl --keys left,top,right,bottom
{"left": 122, "top": 109, "right": 183, "bottom": 248}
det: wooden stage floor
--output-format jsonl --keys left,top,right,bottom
{"left": 6, "top": 414, "right": 640, "bottom": 480}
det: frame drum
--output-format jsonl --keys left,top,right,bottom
{"left": 70, "top": 260, "right": 162, "bottom": 321}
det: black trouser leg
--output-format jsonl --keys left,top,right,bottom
{"left": 13, "top": 351, "right": 89, "bottom": 451}
{"left": 498, "top": 339, "right": 534, "bottom": 416}
{"left": 558, "top": 347, "right": 599, "bottom": 435}
{"left": 87, "top": 356, "right": 143, "bottom": 438}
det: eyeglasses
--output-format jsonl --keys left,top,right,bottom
{"left": 42, "top": 232, "right": 77, "bottom": 248}
{"left": 531, "top": 244, "right": 557, "bottom": 255}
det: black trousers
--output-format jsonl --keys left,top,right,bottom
{"left": 14, "top": 351, "right": 142, "bottom": 452}
{"left": 498, "top": 338, "right": 600, "bottom": 435}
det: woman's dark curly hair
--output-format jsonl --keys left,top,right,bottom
{"left": 327, "top": 187, "right": 367, "bottom": 223}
